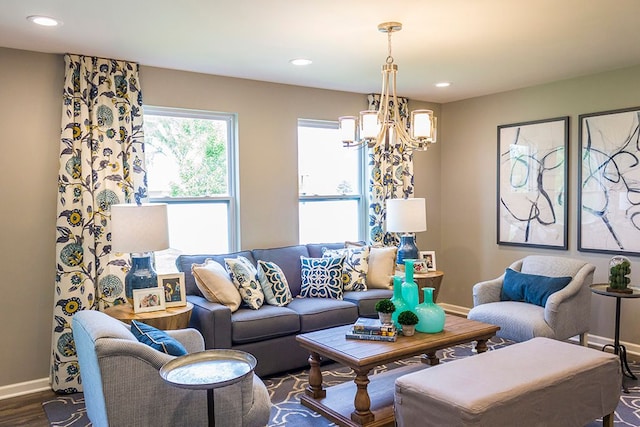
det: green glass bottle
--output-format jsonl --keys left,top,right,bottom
{"left": 415, "top": 287, "right": 445, "bottom": 333}
{"left": 390, "top": 276, "right": 409, "bottom": 328}
{"left": 401, "top": 259, "right": 419, "bottom": 311}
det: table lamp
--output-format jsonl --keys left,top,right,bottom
{"left": 386, "top": 198, "right": 427, "bottom": 265}
{"left": 111, "top": 203, "right": 170, "bottom": 305}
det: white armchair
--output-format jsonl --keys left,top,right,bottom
{"left": 467, "top": 255, "right": 595, "bottom": 345}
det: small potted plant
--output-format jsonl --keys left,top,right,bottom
{"left": 375, "top": 299, "right": 396, "bottom": 325}
{"left": 397, "top": 310, "right": 419, "bottom": 336}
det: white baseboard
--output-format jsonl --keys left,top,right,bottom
{"left": 0, "top": 377, "right": 50, "bottom": 400}
{"left": 442, "top": 302, "right": 640, "bottom": 360}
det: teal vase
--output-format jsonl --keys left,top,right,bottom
{"left": 390, "top": 276, "right": 409, "bottom": 328}
{"left": 415, "top": 287, "right": 445, "bottom": 333}
{"left": 401, "top": 259, "right": 419, "bottom": 311}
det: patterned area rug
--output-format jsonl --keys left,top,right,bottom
{"left": 43, "top": 338, "right": 640, "bottom": 426}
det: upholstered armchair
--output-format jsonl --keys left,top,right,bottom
{"left": 72, "top": 310, "right": 271, "bottom": 427}
{"left": 467, "top": 255, "right": 595, "bottom": 345}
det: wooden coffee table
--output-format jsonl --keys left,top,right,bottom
{"left": 295, "top": 315, "right": 500, "bottom": 427}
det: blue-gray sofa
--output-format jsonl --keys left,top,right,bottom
{"left": 176, "top": 243, "right": 394, "bottom": 377}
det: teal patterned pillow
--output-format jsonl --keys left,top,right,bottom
{"left": 257, "top": 260, "right": 293, "bottom": 306}
{"left": 224, "top": 256, "right": 264, "bottom": 310}
{"left": 322, "top": 246, "right": 370, "bottom": 291}
{"left": 300, "top": 256, "right": 345, "bottom": 299}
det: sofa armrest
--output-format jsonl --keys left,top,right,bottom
{"left": 187, "top": 295, "right": 232, "bottom": 349}
{"left": 472, "top": 276, "right": 504, "bottom": 306}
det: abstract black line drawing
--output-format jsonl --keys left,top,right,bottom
{"left": 579, "top": 107, "right": 640, "bottom": 256}
{"left": 497, "top": 117, "right": 569, "bottom": 249}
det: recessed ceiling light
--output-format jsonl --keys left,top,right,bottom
{"left": 290, "top": 58, "right": 312, "bottom": 66}
{"left": 27, "top": 15, "right": 62, "bottom": 27}
{"left": 435, "top": 82, "right": 451, "bottom": 88}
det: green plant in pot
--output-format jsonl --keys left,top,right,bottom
{"left": 397, "top": 310, "right": 419, "bottom": 336}
{"left": 375, "top": 299, "right": 396, "bottom": 325}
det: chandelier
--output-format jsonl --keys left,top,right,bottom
{"left": 339, "top": 22, "right": 437, "bottom": 151}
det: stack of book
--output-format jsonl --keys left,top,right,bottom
{"left": 345, "top": 317, "right": 398, "bottom": 342}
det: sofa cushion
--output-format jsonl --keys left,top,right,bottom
{"left": 300, "top": 256, "right": 345, "bottom": 299}
{"left": 323, "top": 246, "right": 370, "bottom": 291}
{"left": 257, "top": 260, "right": 293, "bottom": 306}
{"left": 231, "top": 305, "right": 300, "bottom": 344}
{"left": 191, "top": 259, "right": 242, "bottom": 312}
{"left": 225, "top": 256, "right": 264, "bottom": 310}
{"left": 367, "top": 246, "right": 397, "bottom": 289}
{"left": 252, "top": 245, "right": 310, "bottom": 297}
{"left": 287, "top": 297, "right": 359, "bottom": 332}
{"left": 130, "top": 320, "right": 187, "bottom": 356}
{"left": 177, "top": 251, "right": 255, "bottom": 297}
{"left": 343, "top": 288, "right": 394, "bottom": 317}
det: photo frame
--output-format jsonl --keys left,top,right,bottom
{"left": 419, "top": 251, "right": 437, "bottom": 271}
{"left": 132, "top": 287, "right": 166, "bottom": 313}
{"left": 158, "top": 273, "right": 187, "bottom": 307}
{"left": 497, "top": 117, "right": 569, "bottom": 249}
{"left": 578, "top": 106, "right": 640, "bottom": 256}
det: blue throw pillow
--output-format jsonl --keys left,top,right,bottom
{"left": 130, "top": 320, "right": 187, "bottom": 356}
{"left": 501, "top": 268, "right": 572, "bottom": 307}
{"left": 300, "top": 256, "right": 345, "bottom": 299}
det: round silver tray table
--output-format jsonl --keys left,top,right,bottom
{"left": 160, "top": 349, "right": 257, "bottom": 427}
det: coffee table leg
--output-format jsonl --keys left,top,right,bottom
{"left": 305, "top": 351, "right": 326, "bottom": 398}
{"left": 421, "top": 351, "right": 440, "bottom": 365}
{"left": 351, "top": 369, "right": 374, "bottom": 425}
{"left": 476, "top": 339, "right": 489, "bottom": 353}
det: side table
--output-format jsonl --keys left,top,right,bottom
{"left": 160, "top": 349, "right": 257, "bottom": 427}
{"left": 395, "top": 270, "right": 444, "bottom": 302}
{"left": 103, "top": 301, "right": 193, "bottom": 330}
{"left": 590, "top": 284, "right": 640, "bottom": 392}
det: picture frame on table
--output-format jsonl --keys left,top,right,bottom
{"left": 132, "top": 287, "right": 166, "bottom": 313}
{"left": 578, "top": 106, "right": 640, "bottom": 256}
{"left": 419, "top": 251, "right": 437, "bottom": 271}
{"left": 158, "top": 272, "right": 187, "bottom": 307}
{"left": 497, "top": 116, "right": 569, "bottom": 250}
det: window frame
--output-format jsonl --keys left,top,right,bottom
{"left": 297, "top": 118, "right": 368, "bottom": 242}
{"left": 144, "top": 105, "right": 239, "bottom": 252}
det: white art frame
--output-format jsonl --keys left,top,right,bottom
{"left": 132, "top": 287, "right": 166, "bottom": 313}
{"left": 419, "top": 251, "right": 437, "bottom": 271}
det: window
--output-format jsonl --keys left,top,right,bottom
{"left": 144, "top": 106, "right": 238, "bottom": 271}
{"left": 298, "top": 119, "right": 366, "bottom": 244}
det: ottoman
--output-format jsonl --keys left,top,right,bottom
{"left": 394, "top": 337, "right": 621, "bottom": 427}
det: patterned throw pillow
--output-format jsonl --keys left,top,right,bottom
{"left": 224, "top": 256, "right": 264, "bottom": 310}
{"left": 322, "top": 246, "right": 370, "bottom": 291}
{"left": 300, "top": 256, "right": 345, "bottom": 299}
{"left": 130, "top": 320, "right": 187, "bottom": 356}
{"left": 257, "top": 260, "right": 293, "bottom": 306}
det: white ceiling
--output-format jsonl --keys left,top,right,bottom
{"left": 2, "top": 0, "right": 640, "bottom": 103}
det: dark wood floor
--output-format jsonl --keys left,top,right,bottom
{"left": 0, "top": 389, "right": 58, "bottom": 427}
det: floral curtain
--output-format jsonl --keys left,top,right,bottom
{"left": 367, "top": 94, "right": 415, "bottom": 245}
{"left": 51, "top": 54, "right": 147, "bottom": 393}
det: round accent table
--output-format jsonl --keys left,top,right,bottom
{"left": 590, "top": 284, "right": 640, "bottom": 392}
{"left": 160, "top": 349, "right": 257, "bottom": 427}
{"left": 103, "top": 301, "right": 193, "bottom": 330}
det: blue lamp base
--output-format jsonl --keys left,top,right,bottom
{"left": 396, "top": 234, "right": 419, "bottom": 265}
{"left": 125, "top": 252, "right": 158, "bottom": 305}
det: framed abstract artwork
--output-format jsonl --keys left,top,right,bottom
{"left": 578, "top": 106, "right": 640, "bottom": 256}
{"left": 497, "top": 116, "right": 569, "bottom": 249}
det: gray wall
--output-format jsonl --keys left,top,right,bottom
{"left": 439, "top": 64, "right": 640, "bottom": 345}
{"left": 0, "top": 46, "right": 440, "bottom": 389}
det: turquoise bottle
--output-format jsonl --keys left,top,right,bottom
{"left": 415, "top": 287, "right": 445, "bottom": 333}
{"left": 401, "top": 259, "right": 419, "bottom": 311}
{"left": 390, "top": 276, "right": 409, "bottom": 328}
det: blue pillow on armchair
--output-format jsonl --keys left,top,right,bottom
{"left": 501, "top": 268, "right": 572, "bottom": 307}
{"left": 130, "top": 320, "right": 188, "bottom": 356}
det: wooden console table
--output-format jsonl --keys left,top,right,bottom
{"left": 104, "top": 301, "right": 193, "bottom": 330}
{"left": 395, "top": 270, "right": 444, "bottom": 302}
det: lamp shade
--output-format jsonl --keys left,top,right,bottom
{"left": 111, "top": 203, "right": 169, "bottom": 253}
{"left": 386, "top": 198, "right": 427, "bottom": 233}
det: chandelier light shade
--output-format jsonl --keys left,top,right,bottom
{"left": 339, "top": 22, "right": 437, "bottom": 152}
{"left": 386, "top": 198, "right": 427, "bottom": 264}
{"left": 111, "top": 203, "right": 170, "bottom": 304}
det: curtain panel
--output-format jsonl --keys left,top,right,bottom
{"left": 367, "top": 94, "right": 415, "bottom": 245}
{"left": 51, "top": 54, "right": 147, "bottom": 392}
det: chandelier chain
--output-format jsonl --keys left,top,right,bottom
{"left": 386, "top": 31, "right": 394, "bottom": 64}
